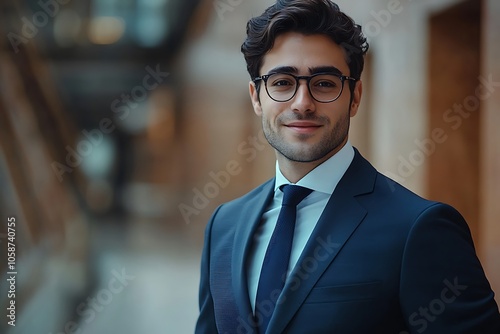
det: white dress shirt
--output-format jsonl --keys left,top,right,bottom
{"left": 247, "top": 141, "right": 355, "bottom": 312}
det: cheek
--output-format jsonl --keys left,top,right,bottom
{"left": 260, "top": 101, "right": 278, "bottom": 119}
{"left": 339, "top": 89, "right": 352, "bottom": 104}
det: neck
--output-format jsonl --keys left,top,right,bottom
{"left": 277, "top": 140, "right": 347, "bottom": 183}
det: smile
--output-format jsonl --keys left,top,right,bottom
{"left": 284, "top": 121, "right": 322, "bottom": 134}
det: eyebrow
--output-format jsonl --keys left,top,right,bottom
{"left": 266, "top": 66, "right": 297, "bottom": 75}
{"left": 265, "top": 65, "right": 343, "bottom": 76}
{"left": 309, "top": 66, "right": 343, "bottom": 76}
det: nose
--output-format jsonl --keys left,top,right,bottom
{"left": 290, "top": 80, "right": 315, "bottom": 113}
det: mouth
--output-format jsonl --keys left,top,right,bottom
{"left": 284, "top": 121, "right": 322, "bottom": 134}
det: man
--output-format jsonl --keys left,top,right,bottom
{"left": 196, "top": 0, "right": 500, "bottom": 333}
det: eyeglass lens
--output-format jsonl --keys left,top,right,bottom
{"left": 265, "top": 73, "right": 344, "bottom": 102}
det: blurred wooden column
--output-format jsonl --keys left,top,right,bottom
{"left": 0, "top": 2, "right": 87, "bottom": 259}
{"left": 479, "top": 0, "right": 500, "bottom": 301}
{"left": 427, "top": 0, "right": 481, "bottom": 241}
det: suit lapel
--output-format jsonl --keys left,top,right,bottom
{"left": 268, "top": 150, "right": 377, "bottom": 333}
{"left": 231, "top": 179, "right": 275, "bottom": 329}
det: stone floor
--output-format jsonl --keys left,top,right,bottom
{"left": 4, "top": 220, "right": 202, "bottom": 334}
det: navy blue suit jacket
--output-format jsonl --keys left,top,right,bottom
{"left": 196, "top": 149, "right": 500, "bottom": 333}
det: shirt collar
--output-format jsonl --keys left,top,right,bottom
{"left": 274, "top": 141, "right": 355, "bottom": 195}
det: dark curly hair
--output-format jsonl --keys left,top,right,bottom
{"left": 241, "top": 0, "right": 369, "bottom": 93}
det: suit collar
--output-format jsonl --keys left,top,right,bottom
{"left": 268, "top": 149, "right": 377, "bottom": 333}
{"left": 231, "top": 179, "right": 275, "bottom": 329}
{"left": 274, "top": 141, "right": 355, "bottom": 195}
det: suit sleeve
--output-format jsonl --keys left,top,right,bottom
{"left": 195, "top": 206, "right": 222, "bottom": 334}
{"left": 400, "top": 203, "right": 500, "bottom": 333}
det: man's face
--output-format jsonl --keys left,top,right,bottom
{"left": 249, "top": 32, "right": 362, "bottom": 166}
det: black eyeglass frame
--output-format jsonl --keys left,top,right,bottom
{"left": 253, "top": 72, "right": 357, "bottom": 103}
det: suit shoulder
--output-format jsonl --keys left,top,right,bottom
{"left": 345, "top": 149, "right": 453, "bottom": 217}
{"left": 370, "top": 172, "right": 470, "bottom": 226}
{"left": 375, "top": 172, "right": 434, "bottom": 206}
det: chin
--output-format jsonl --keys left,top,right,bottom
{"left": 280, "top": 147, "right": 330, "bottom": 163}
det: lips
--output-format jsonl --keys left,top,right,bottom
{"left": 284, "top": 121, "right": 322, "bottom": 134}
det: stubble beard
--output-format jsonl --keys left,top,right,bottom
{"left": 262, "top": 110, "right": 350, "bottom": 163}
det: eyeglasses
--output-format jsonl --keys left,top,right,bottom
{"left": 253, "top": 72, "right": 357, "bottom": 103}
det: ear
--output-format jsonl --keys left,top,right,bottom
{"left": 249, "top": 81, "right": 263, "bottom": 116}
{"left": 349, "top": 80, "right": 362, "bottom": 117}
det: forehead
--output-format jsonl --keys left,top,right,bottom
{"left": 260, "top": 32, "right": 350, "bottom": 76}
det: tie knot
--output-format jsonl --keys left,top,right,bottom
{"left": 280, "top": 185, "right": 313, "bottom": 207}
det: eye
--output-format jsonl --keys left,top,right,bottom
{"left": 270, "top": 78, "right": 294, "bottom": 87}
{"left": 315, "top": 80, "right": 337, "bottom": 88}
{"left": 268, "top": 73, "right": 295, "bottom": 88}
{"left": 311, "top": 75, "right": 341, "bottom": 90}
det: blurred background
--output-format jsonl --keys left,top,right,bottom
{"left": 0, "top": 0, "right": 499, "bottom": 332}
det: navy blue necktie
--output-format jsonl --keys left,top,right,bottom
{"left": 255, "top": 184, "right": 312, "bottom": 333}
